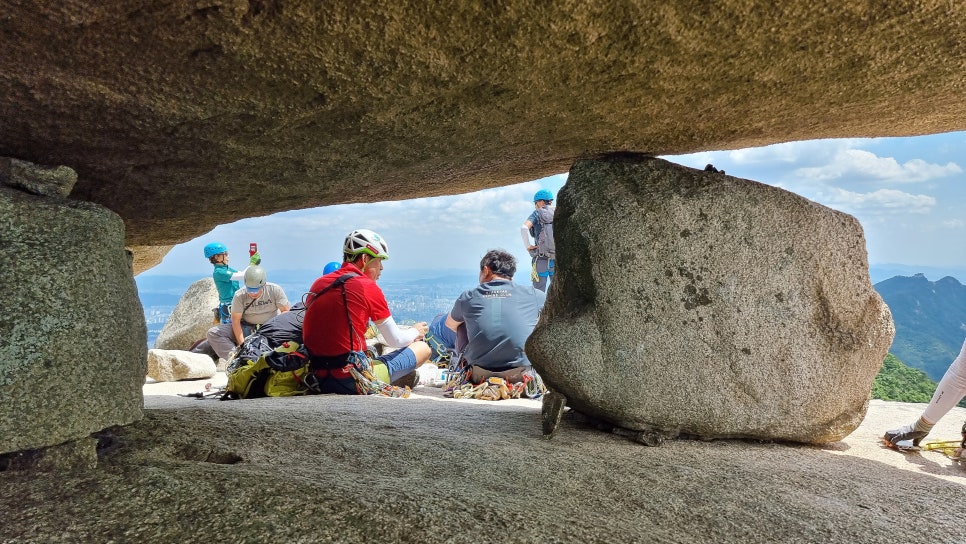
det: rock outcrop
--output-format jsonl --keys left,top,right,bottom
{"left": 146, "top": 349, "right": 217, "bottom": 383}
{"left": 0, "top": 181, "right": 146, "bottom": 455}
{"left": 3, "top": 2, "right": 966, "bottom": 263}
{"left": 154, "top": 278, "right": 219, "bottom": 351}
{"left": 527, "top": 156, "right": 894, "bottom": 444}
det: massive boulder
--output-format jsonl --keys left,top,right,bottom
{"left": 0, "top": 180, "right": 146, "bottom": 455}
{"left": 154, "top": 278, "right": 219, "bottom": 351}
{"left": 3, "top": 2, "right": 966, "bottom": 265}
{"left": 527, "top": 156, "right": 894, "bottom": 444}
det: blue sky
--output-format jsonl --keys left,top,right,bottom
{"left": 141, "top": 131, "right": 966, "bottom": 281}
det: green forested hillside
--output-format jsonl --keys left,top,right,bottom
{"left": 874, "top": 274, "right": 966, "bottom": 381}
{"left": 871, "top": 353, "right": 937, "bottom": 403}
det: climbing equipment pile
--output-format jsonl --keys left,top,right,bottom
{"left": 346, "top": 350, "right": 411, "bottom": 398}
{"left": 442, "top": 356, "right": 547, "bottom": 401}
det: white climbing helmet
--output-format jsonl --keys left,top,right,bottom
{"left": 244, "top": 265, "right": 267, "bottom": 292}
{"left": 343, "top": 229, "right": 390, "bottom": 260}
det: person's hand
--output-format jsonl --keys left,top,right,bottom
{"left": 414, "top": 321, "right": 429, "bottom": 341}
{"left": 250, "top": 252, "right": 261, "bottom": 265}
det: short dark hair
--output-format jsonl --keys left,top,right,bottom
{"left": 480, "top": 249, "right": 516, "bottom": 278}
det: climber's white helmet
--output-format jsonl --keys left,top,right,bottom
{"left": 343, "top": 229, "right": 389, "bottom": 260}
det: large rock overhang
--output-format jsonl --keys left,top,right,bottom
{"left": 3, "top": 2, "right": 966, "bottom": 249}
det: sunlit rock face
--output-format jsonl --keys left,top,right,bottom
{"left": 154, "top": 278, "right": 219, "bottom": 351}
{"left": 3, "top": 2, "right": 966, "bottom": 267}
{"left": 527, "top": 156, "right": 894, "bottom": 444}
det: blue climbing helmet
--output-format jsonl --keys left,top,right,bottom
{"left": 533, "top": 189, "right": 553, "bottom": 203}
{"left": 323, "top": 261, "right": 341, "bottom": 275}
{"left": 203, "top": 242, "right": 228, "bottom": 259}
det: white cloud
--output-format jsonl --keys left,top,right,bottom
{"left": 943, "top": 219, "right": 965, "bottom": 229}
{"left": 815, "top": 187, "right": 936, "bottom": 214}
{"left": 726, "top": 139, "right": 873, "bottom": 166}
{"left": 794, "top": 149, "right": 961, "bottom": 184}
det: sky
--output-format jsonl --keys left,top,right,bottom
{"left": 140, "top": 131, "right": 966, "bottom": 283}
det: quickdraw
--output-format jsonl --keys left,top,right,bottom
{"left": 919, "top": 421, "right": 966, "bottom": 461}
{"left": 921, "top": 440, "right": 964, "bottom": 461}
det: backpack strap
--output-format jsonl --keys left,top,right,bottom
{"left": 304, "top": 272, "right": 364, "bottom": 356}
{"left": 305, "top": 272, "right": 359, "bottom": 302}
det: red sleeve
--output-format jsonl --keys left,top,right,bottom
{"left": 364, "top": 280, "right": 392, "bottom": 322}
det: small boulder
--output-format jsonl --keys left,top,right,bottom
{"left": 0, "top": 157, "right": 77, "bottom": 198}
{"left": 147, "top": 349, "right": 217, "bottom": 382}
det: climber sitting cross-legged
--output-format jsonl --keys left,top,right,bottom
{"left": 300, "top": 229, "right": 432, "bottom": 394}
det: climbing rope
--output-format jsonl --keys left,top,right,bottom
{"left": 346, "top": 351, "right": 411, "bottom": 398}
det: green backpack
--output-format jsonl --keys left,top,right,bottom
{"left": 222, "top": 341, "right": 311, "bottom": 400}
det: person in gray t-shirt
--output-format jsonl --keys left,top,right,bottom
{"left": 206, "top": 265, "right": 291, "bottom": 360}
{"left": 442, "top": 249, "right": 546, "bottom": 371}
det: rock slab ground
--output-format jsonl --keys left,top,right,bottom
{"left": 1, "top": 377, "right": 964, "bottom": 543}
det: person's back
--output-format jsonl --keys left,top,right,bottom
{"left": 453, "top": 279, "right": 545, "bottom": 371}
{"left": 257, "top": 301, "right": 305, "bottom": 347}
{"left": 443, "top": 249, "right": 546, "bottom": 372}
{"left": 303, "top": 264, "right": 385, "bottom": 357}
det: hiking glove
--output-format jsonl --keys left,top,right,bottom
{"left": 250, "top": 252, "right": 261, "bottom": 265}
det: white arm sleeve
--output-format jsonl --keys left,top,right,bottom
{"left": 375, "top": 316, "right": 419, "bottom": 348}
{"left": 230, "top": 266, "right": 248, "bottom": 282}
{"left": 520, "top": 224, "right": 532, "bottom": 247}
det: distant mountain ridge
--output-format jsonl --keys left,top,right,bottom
{"left": 869, "top": 263, "right": 966, "bottom": 285}
{"left": 874, "top": 273, "right": 966, "bottom": 381}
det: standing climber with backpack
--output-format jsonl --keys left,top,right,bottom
{"left": 520, "top": 189, "right": 555, "bottom": 292}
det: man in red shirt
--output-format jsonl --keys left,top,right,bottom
{"left": 302, "top": 229, "right": 431, "bottom": 394}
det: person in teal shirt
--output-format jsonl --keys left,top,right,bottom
{"left": 203, "top": 242, "right": 259, "bottom": 323}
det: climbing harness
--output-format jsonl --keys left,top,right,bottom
{"left": 424, "top": 331, "right": 453, "bottom": 368}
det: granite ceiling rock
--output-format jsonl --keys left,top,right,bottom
{"left": 3, "top": 1, "right": 965, "bottom": 250}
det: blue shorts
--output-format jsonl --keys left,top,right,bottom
{"left": 375, "top": 347, "right": 418, "bottom": 382}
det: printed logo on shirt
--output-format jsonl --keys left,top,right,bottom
{"left": 482, "top": 290, "right": 511, "bottom": 299}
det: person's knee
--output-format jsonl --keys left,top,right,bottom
{"left": 411, "top": 341, "right": 431, "bottom": 363}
